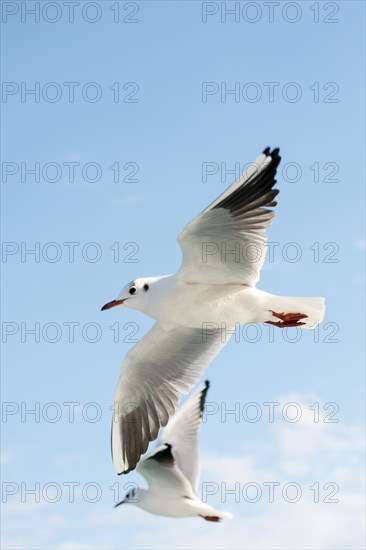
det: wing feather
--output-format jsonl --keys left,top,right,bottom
{"left": 111, "top": 324, "right": 227, "bottom": 474}
{"left": 177, "top": 148, "right": 281, "bottom": 285}
{"left": 159, "top": 381, "right": 210, "bottom": 493}
{"left": 137, "top": 444, "right": 195, "bottom": 498}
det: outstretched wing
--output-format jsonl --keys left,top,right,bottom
{"left": 111, "top": 324, "right": 226, "bottom": 474}
{"left": 159, "top": 381, "right": 210, "bottom": 493}
{"left": 176, "top": 148, "right": 281, "bottom": 286}
{"left": 137, "top": 444, "right": 195, "bottom": 499}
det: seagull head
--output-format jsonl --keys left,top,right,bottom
{"left": 101, "top": 277, "right": 153, "bottom": 312}
{"left": 114, "top": 486, "right": 141, "bottom": 508}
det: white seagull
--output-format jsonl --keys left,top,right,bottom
{"left": 115, "top": 381, "right": 232, "bottom": 521}
{"left": 102, "top": 147, "right": 325, "bottom": 474}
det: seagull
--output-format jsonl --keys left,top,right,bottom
{"left": 115, "top": 381, "right": 232, "bottom": 521}
{"left": 102, "top": 147, "right": 325, "bottom": 474}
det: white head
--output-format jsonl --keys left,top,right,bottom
{"left": 101, "top": 276, "right": 167, "bottom": 312}
{"left": 114, "top": 486, "right": 147, "bottom": 509}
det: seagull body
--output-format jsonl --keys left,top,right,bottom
{"left": 103, "top": 148, "right": 326, "bottom": 474}
{"left": 116, "top": 382, "right": 232, "bottom": 522}
{"left": 121, "top": 275, "right": 322, "bottom": 329}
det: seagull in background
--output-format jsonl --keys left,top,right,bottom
{"left": 115, "top": 381, "right": 232, "bottom": 521}
{"left": 102, "top": 147, "right": 325, "bottom": 474}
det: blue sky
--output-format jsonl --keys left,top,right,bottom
{"left": 1, "top": 1, "right": 365, "bottom": 548}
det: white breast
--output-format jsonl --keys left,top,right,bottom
{"left": 143, "top": 277, "right": 270, "bottom": 328}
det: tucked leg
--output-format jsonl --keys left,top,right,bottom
{"left": 199, "top": 515, "right": 221, "bottom": 522}
{"left": 266, "top": 310, "right": 308, "bottom": 328}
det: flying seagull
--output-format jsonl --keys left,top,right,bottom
{"left": 115, "top": 381, "right": 232, "bottom": 521}
{"left": 102, "top": 147, "right": 325, "bottom": 474}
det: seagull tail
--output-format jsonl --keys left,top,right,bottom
{"left": 266, "top": 295, "right": 326, "bottom": 329}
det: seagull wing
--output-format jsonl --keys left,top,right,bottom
{"left": 176, "top": 148, "right": 281, "bottom": 286}
{"left": 159, "top": 381, "right": 210, "bottom": 493}
{"left": 137, "top": 444, "right": 195, "bottom": 499}
{"left": 111, "top": 323, "right": 227, "bottom": 474}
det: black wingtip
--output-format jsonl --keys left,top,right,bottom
{"left": 200, "top": 380, "right": 210, "bottom": 415}
{"left": 118, "top": 469, "right": 130, "bottom": 475}
{"left": 113, "top": 416, "right": 136, "bottom": 476}
{"left": 262, "top": 146, "right": 280, "bottom": 159}
{"left": 148, "top": 443, "right": 174, "bottom": 465}
{"left": 117, "top": 461, "right": 137, "bottom": 475}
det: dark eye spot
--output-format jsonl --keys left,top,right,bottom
{"left": 129, "top": 287, "right": 136, "bottom": 295}
{"left": 143, "top": 284, "right": 149, "bottom": 291}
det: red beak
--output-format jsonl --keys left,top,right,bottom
{"left": 101, "top": 299, "right": 125, "bottom": 311}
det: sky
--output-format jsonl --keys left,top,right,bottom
{"left": 1, "top": 1, "right": 365, "bottom": 548}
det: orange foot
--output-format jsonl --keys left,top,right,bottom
{"left": 266, "top": 310, "right": 308, "bottom": 328}
{"left": 200, "top": 515, "right": 221, "bottom": 522}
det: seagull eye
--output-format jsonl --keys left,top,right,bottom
{"left": 129, "top": 287, "right": 136, "bottom": 295}
{"left": 143, "top": 284, "right": 149, "bottom": 291}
